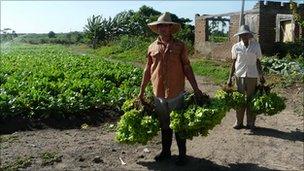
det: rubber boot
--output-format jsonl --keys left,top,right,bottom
{"left": 154, "top": 129, "right": 172, "bottom": 162}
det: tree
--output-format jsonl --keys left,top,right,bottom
{"left": 48, "top": 31, "right": 56, "bottom": 38}
{"left": 0, "top": 28, "right": 16, "bottom": 42}
{"left": 290, "top": 0, "right": 304, "bottom": 27}
{"left": 12, "top": 30, "right": 17, "bottom": 38}
{"left": 112, "top": 10, "right": 136, "bottom": 35}
{"left": 83, "top": 6, "right": 195, "bottom": 48}
{"left": 72, "top": 31, "right": 84, "bottom": 43}
{"left": 290, "top": 0, "right": 304, "bottom": 57}
{"left": 84, "top": 15, "right": 105, "bottom": 49}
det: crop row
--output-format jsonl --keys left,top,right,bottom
{"left": 0, "top": 44, "right": 143, "bottom": 119}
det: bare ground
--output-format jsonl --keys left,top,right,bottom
{"left": 1, "top": 76, "right": 303, "bottom": 171}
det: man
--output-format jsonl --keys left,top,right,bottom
{"left": 138, "top": 12, "right": 203, "bottom": 166}
{"left": 227, "top": 25, "right": 265, "bottom": 130}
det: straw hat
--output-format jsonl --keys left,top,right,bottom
{"left": 148, "top": 12, "right": 181, "bottom": 34}
{"left": 234, "top": 25, "right": 256, "bottom": 37}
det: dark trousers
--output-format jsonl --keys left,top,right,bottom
{"left": 154, "top": 92, "right": 186, "bottom": 157}
{"left": 161, "top": 129, "right": 186, "bottom": 157}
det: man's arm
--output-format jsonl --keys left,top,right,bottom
{"left": 256, "top": 43, "right": 265, "bottom": 85}
{"left": 138, "top": 55, "right": 152, "bottom": 101}
{"left": 180, "top": 44, "right": 203, "bottom": 96}
{"left": 256, "top": 59, "right": 265, "bottom": 84}
{"left": 183, "top": 64, "right": 201, "bottom": 95}
{"left": 227, "top": 59, "right": 236, "bottom": 86}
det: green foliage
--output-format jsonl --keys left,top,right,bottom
{"left": 191, "top": 59, "right": 230, "bottom": 84}
{"left": 0, "top": 135, "right": 19, "bottom": 143}
{"left": 170, "top": 87, "right": 286, "bottom": 139}
{"left": 83, "top": 5, "right": 194, "bottom": 48}
{"left": 116, "top": 99, "right": 160, "bottom": 145}
{"left": 84, "top": 15, "right": 106, "bottom": 48}
{"left": 0, "top": 44, "right": 143, "bottom": 119}
{"left": 170, "top": 93, "right": 229, "bottom": 139}
{"left": 209, "top": 35, "right": 228, "bottom": 43}
{"left": 290, "top": 0, "right": 304, "bottom": 28}
{"left": 274, "top": 41, "right": 304, "bottom": 59}
{"left": 261, "top": 57, "right": 304, "bottom": 85}
{"left": 16, "top": 32, "right": 85, "bottom": 45}
{"left": 207, "top": 19, "right": 229, "bottom": 43}
{"left": 95, "top": 35, "right": 153, "bottom": 63}
{"left": 48, "top": 31, "right": 56, "bottom": 38}
{"left": 250, "top": 86, "right": 286, "bottom": 116}
{"left": 41, "top": 152, "right": 62, "bottom": 166}
{"left": 214, "top": 89, "right": 246, "bottom": 110}
{"left": 0, "top": 28, "right": 18, "bottom": 43}
{"left": 1, "top": 156, "right": 33, "bottom": 170}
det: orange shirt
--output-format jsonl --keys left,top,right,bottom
{"left": 147, "top": 37, "right": 190, "bottom": 99}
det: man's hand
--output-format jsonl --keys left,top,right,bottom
{"left": 194, "top": 89, "right": 204, "bottom": 98}
{"left": 227, "top": 78, "right": 233, "bottom": 87}
{"left": 138, "top": 91, "right": 145, "bottom": 103}
{"left": 260, "top": 75, "right": 265, "bottom": 85}
{"left": 193, "top": 89, "right": 210, "bottom": 106}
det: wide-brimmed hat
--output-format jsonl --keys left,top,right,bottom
{"left": 234, "top": 25, "right": 256, "bottom": 37}
{"left": 148, "top": 12, "right": 181, "bottom": 34}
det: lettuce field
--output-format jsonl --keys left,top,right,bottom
{"left": 0, "top": 44, "right": 143, "bottom": 119}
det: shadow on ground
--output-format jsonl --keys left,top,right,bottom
{"left": 0, "top": 109, "right": 120, "bottom": 135}
{"left": 137, "top": 155, "right": 278, "bottom": 171}
{"left": 247, "top": 126, "right": 304, "bottom": 142}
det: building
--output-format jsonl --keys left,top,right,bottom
{"left": 195, "top": 1, "right": 304, "bottom": 60}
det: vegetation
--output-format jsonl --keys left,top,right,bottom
{"left": 48, "top": 31, "right": 56, "bottom": 38}
{"left": 0, "top": 44, "right": 142, "bottom": 119}
{"left": 170, "top": 92, "right": 229, "bottom": 139}
{"left": 1, "top": 156, "right": 33, "bottom": 170}
{"left": 169, "top": 85, "right": 285, "bottom": 140}
{"left": 0, "top": 4, "right": 300, "bottom": 130}
{"left": 0, "top": 134, "right": 19, "bottom": 143}
{"left": 251, "top": 91, "right": 286, "bottom": 116}
{"left": 41, "top": 151, "right": 62, "bottom": 166}
{"left": 290, "top": 0, "right": 304, "bottom": 28}
{"left": 94, "top": 35, "right": 152, "bottom": 63}
{"left": 261, "top": 57, "right": 304, "bottom": 86}
{"left": 83, "top": 15, "right": 105, "bottom": 49}
{"left": 209, "top": 34, "right": 229, "bottom": 43}
{"left": 0, "top": 28, "right": 18, "bottom": 43}
{"left": 84, "top": 5, "right": 194, "bottom": 48}
{"left": 116, "top": 98, "right": 160, "bottom": 145}
{"left": 271, "top": 0, "right": 304, "bottom": 59}
{"left": 16, "top": 32, "right": 85, "bottom": 45}
{"left": 274, "top": 41, "right": 304, "bottom": 59}
{"left": 207, "top": 19, "right": 229, "bottom": 43}
{"left": 191, "top": 59, "right": 230, "bottom": 84}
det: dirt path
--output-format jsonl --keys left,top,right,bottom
{"left": 1, "top": 74, "right": 303, "bottom": 171}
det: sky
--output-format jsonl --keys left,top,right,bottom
{"left": 0, "top": 0, "right": 297, "bottom": 34}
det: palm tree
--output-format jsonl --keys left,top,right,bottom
{"left": 84, "top": 15, "right": 105, "bottom": 49}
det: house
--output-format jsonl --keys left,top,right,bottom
{"left": 194, "top": 1, "right": 304, "bottom": 60}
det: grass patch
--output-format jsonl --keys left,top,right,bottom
{"left": 0, "top": 135, "right": 19, "bottom": 143}
{"left": 94, "top": 35, "right": 151, "bottom": 64}
{"left": 191, "top": 59, "right": 230, "bottom": 85}
{"left": 40, "top": 151, "right": 62, "bottom": 166}
{"left": 1, "top": 156, "right": 33, "bottom": 170}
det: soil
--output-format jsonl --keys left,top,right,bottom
{"left": 1, "top": 74, "right": 303, "bottom": 171}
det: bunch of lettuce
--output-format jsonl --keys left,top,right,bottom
{"left": 116, "top": 98, "right": 160, "bottom": 144}
{"left": 250, "top": 85, "right": 286, "bottom": 116}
